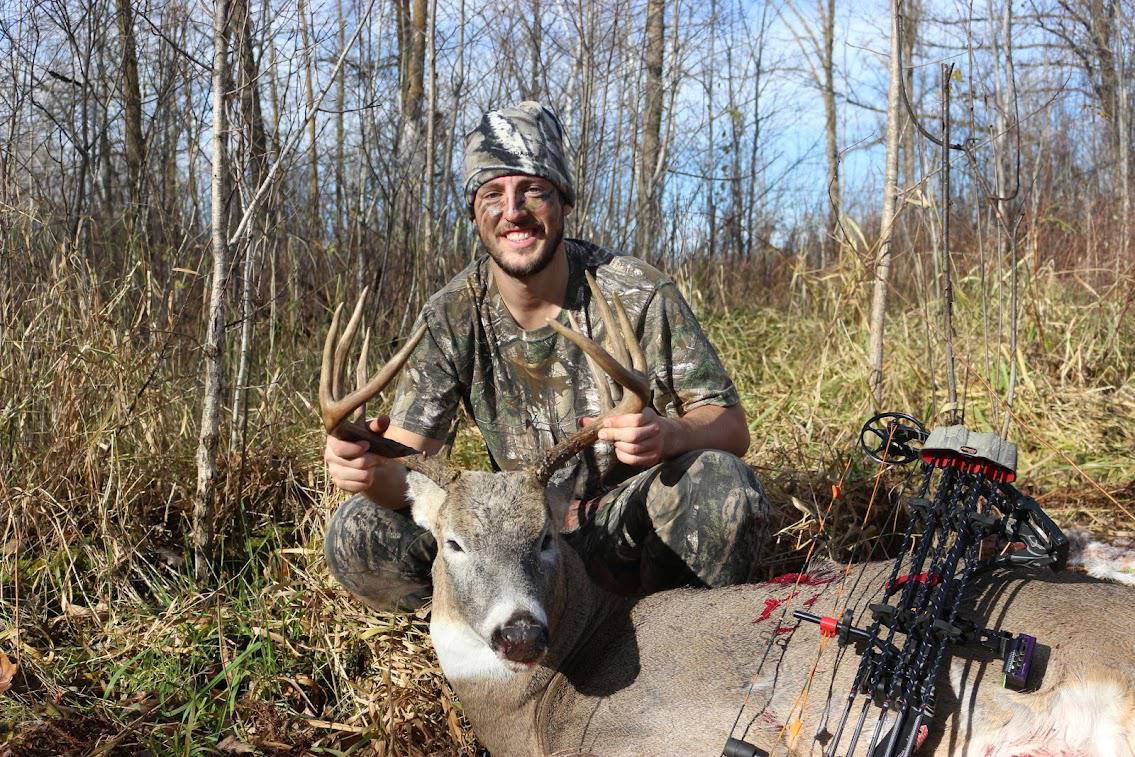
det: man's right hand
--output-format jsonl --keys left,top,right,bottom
{"left": 324, "top": 416, "right": 399, "bottom": 502}
{"left": 324, "top": 418, "right": 443, "bottom": 509}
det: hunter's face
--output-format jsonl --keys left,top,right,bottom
{"left": 474, "top": 175, "right": 571, "bottom": 280}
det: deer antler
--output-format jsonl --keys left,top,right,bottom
{"left": 320, "top": 289, "right": 458, "bottom": 485}
{"left": 534, "top": 272, "right": 651, "bottom": 486}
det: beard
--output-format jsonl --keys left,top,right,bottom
{"left": 483, "top": 224, "right": 564, "bottom": 280}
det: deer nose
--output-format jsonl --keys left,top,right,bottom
{"left": 490, "top": 612, "right": 549, "bottom": 665}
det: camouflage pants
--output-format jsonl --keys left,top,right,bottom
{"left": 323, "top": 449, "right": 769, "bottom": 612}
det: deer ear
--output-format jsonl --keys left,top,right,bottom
{"left": 541, "top": 463, "right": 579, "bottom": 528}
{"left": 406, "top": 471, "right": 447, "bottom": 531}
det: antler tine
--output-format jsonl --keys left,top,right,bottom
{"left": 609, "top": 291, "right": 646, "bottom": 373}
{"left": 547, "top": 318, "right": 649, "bottom": 415}
{"left": 319, "top": 289, "right": 429, "bottom": 433}
{"left": 328, "top": 320, "right": 428, "bottom": 433}
{"left": 584, "top": 271, "right": 631, "bottom": 369}
{"left": 332, "top": 286, "right": 370, "bottom": 401}
{"left": 319, "top": 302, "right": 347, "bottom": 431}
{"left": 319, "top": 297, "right": 458, "bottom": 487}
{"left": 535, "top": 287, "right": 651, "bottom": 486}
{"left": 354, "top": 327, "right": 371, "bottom": 422}
{"left": 568, "top": 310, "right": 613, "bottom": 412}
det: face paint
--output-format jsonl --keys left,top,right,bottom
{"left": 476, "top": 186, "right": 553, "bottom": 218}
{"left": 473, "top": 176, "right": 567, "bottom": 281}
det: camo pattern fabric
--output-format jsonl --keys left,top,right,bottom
{"left": 563, "top": 448, "right": 770, "bottom": 594}
{"left": 323, "top": 494, "right": 436, "bottom": 612}
{"left": 388, "top": 239, "right": 741, "bottom": 501}
{"left": 323, "top": 448, "right": 770, "bottom": 610}
{"left": 462, "top": 101, "right": 576, "bottom": 211}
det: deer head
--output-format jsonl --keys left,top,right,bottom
{"left": 320, "top": 275, "right": 650, "bottom": 676}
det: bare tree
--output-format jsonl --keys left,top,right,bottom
{"left": 335, "top": 0, "right": 346, "bottom": 252}
{"left": 195, "top": 0, "right": 232, "bottom": 577}
{"left": 1035, "top": 0, "right": 1131, "bottom": 250}
{"left": 423, "top": 0, "right": 438, "bottom": 258}
{"left": 636, "top": 0, "right": 665, "bottom": 259}
{"left": 230, "top": 0, "right": 271, "bottom": 453}
{"left": 115, "top": 0, "right": 145, "bottom": 233}
{"left": 398, "top": 0, "right": 426, "bottom": 125}
{"left": 869, "top": 0, "right": 905, "bottom": 406}
{"left": 780, "top": 0, "right": 841, "bottom": 265}
{"left": 298, "top": 0, "right": 320, "bottom": 237}
{"left": 819, "top": 0, "right": 839, "bottom": 261}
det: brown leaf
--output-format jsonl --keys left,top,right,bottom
{"left": 446, "top": 705, "right": 462, "bottom": 740}
{"left": 216, "top": 735, "right": 256, "bottom": 754}
{"left": 0, "top": 651, "right": 18, "bottom": 695}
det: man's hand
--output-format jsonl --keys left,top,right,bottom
{"left": 593, "top": 408, "right": 674, "bottom": 468}
{"left": 585, "top": 404, "right": 750, "bottom": 469}
{"left": 324, "top": 416, "right": 396, "bottom": 501}
{"left": 324, "top": 419, "right": 442, "bottom": 509}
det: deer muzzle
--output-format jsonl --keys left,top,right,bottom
{"left": 490, "top": 612, "right": 549, "bottom": 666}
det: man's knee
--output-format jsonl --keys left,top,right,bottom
{"left": 658, "top": 449, "right": 769, "bottom": 519}
{"left": 649, "top": 449, "right": 769, "bottom": 586}
{"left": 324, "top": 494, "right": 435, "bottom": 612}
{"left": 324, "top": 494, "right": 376, "bottom": 579}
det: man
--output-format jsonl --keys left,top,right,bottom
{"left": 323, "top": 101, "right": 768, "bottom": 611}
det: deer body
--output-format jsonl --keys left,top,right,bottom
{"left": 318, "top": 290, "right": 1135, "bottom": 755}
{"left": 419, "top": 471, "right": 1135, "bottom": 756}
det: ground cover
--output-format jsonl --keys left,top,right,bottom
{"left": 2, "top": 260, "right": 1132, "bottom": 755}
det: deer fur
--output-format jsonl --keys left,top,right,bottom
{"left": 407, "top": 467, "right": 1135, "bottom": 756}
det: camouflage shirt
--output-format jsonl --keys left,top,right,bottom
{"left": 388, "top": 240, "right": 740, "bottom": 499}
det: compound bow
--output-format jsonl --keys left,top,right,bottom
{"left": 723, "top": 412, "right": 1069, "bottom": 757}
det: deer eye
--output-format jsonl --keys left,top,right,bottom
{"left": 445, "top": 539, "right": 464, "bottom": 553}
{"left": 540, "top": 533, "right": 554, "bottom": 552}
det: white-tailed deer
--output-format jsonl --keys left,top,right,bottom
{"left": 321, "top": 287, "right": 1135, "bottom": 756}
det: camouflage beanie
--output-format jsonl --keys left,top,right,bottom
{"left": 462, "top": 101, "right": 575, "bottom": 214}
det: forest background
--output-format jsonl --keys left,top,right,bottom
{"left": 1, "top": 0, "right": 1133, "bottom": 752}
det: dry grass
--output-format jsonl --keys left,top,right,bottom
{"left": 691, "top": 255, "right": 1134, "bottom": 558}
{"left": 1, "top": 248, "right": 1132, "bottom": 754}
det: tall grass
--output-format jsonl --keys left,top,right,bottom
{"left": 1, "top": 245, "right": 1132, "bottom": 753}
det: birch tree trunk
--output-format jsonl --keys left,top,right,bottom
{"left": 1117, "top": 35, "right": 1130, "bottom": 266}
{"left": 298, "top": 0, "right": 321, "bottom": 239}
{"left": 335, "top": 0, "right": 346, "bottom": 252}
{"left": 900, "top": 1, "right": 919, "bottom": 197}
{"left": 400, "top": 0, "right": 426, "bottom": 121}
{"left": 821, "top": 0, "right": 840, "bottom": 265}
{"left": 725, "top": 17, "right": 744, "bottom": 262}
{"left": 705, "top": 0, "right": 717, "bottom": 261}
{"left": 424, "top": 0, "right": 438, "bottom": 260}
{"left": 636, "top": 0, "right": 664, "bottom": 259}
{"left": 441, "top": 0, "right": 464, "bottom": 218}
{"left": 230, "top": 0, "right": 269, "bottom": 452}
{"left": 194, "top": 0, "right": 231, "bottom": 578}
{"left": 395, "top": 0, "right": 426, "bottom": 324}
{"left": 781, "top": 0, "right": 840, "bottom": 266}
{"left": 868, "top": 0, "right": 904, "bottom": 406}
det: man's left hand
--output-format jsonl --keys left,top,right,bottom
{"left": 596, "top": 408, "right": 675, "bottom": 467}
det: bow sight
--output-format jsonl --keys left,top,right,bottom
{"left": 724, "top": 413, "right": 1068, "bottom": 757}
